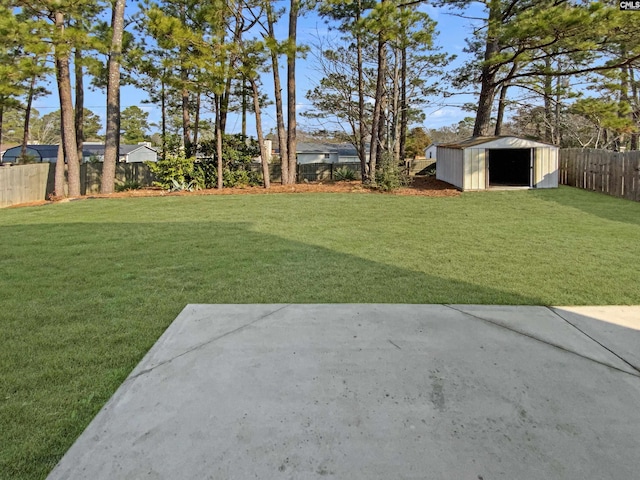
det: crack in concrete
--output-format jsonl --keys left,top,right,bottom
{"left": 126, "top": 304, "right": 292, "bottom": 382}
{"left": 548, "top": 307, "right": 640, "bottom": 376}
{"left": 444, "top": 305, "right": 640, "bottom": 379}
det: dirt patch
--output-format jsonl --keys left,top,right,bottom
{"left": 11, "top": 176, "right": 459, "bottom": 208}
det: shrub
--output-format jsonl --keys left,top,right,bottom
{"left": 334, "top": 166, "right": 357, "bottom": 181}
{"left": 192, "top": 161, "right": 263, "bottom": 188}
{"left": 115, "top": 181, "right": 141, "bottom": 192}
{"left": 147, "top": 154, "right": 195, "bottom": 190}
{"left": 170, "top": 179, "right": 197, "bottom": 192}
{"left": 375, "top": 152, "right": 411, "bottom": 191}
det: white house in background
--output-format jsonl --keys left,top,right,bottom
{"left": 436, "top": 136, "right": 559, "bottom": 191}
{"left": 2, "top": 143, "right": 158, "bottom": 164}
{"left": 295, "top": 142, "right": 369, "bottom": 164}
{"left": 82, "top": 144, "right": 158, "bottom": 163}
{"left": 425, "top": 143, "right": 438, "bottom": 160}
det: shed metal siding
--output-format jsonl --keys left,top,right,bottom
{"left": 533, "top": 147, "right": 558, "bottom": 189}
{"left": 464, "top": 148, "right": 486, "bottom": 190}
{"left": 436, "top": 147, "right": 463, "bottom": 189}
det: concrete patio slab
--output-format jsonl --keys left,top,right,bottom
{"left": 449, "top": 304, "right": 640, "bottom": 375}
{"left": 552, "top": 306, "right": 640, "bottom": 372}
{"left": 47, "top": 304, "right": 640, "bottom": 480}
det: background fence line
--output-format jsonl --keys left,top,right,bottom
{"left": 559, "top": 149, "right": 640, "bottom": 202}
{"left": 7, "top": 151, "right": 639, "bottom": 207}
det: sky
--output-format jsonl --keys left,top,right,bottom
{"left": 32, "top": 2, "right": 484, "bottom": 138}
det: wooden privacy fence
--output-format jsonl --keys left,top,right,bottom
{"left": 0, "top": 164, "right": 51, "bottom": 208}
{"left": 249, "top": 162, "right": 363, "bottom": 182}
{"left": 559, "top": 149, "right": 640, "bottom": 202}
{"left": 0, "top": 163, "right": 155, "bottom": 207}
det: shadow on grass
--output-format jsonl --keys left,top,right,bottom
{"left": 530, "top": 186, "right": 640, "bottom": 227}
{"left": 0, "top": 220, "right": 542, "bottom": 480}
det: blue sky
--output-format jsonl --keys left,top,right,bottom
{"left": 33, "top": 2, "right": 484, "bottom": 138}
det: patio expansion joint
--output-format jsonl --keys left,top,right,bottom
{"left": 548, "top": 306, "right": 640, "bottom": 376}
{"left": 125, "top": 304, "right": 293, "bottom": 382}
{"left": 444, "top": 304, "right": 640, "bottom": 379}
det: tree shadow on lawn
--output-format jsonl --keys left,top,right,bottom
{"left": 530, "top": 186, "right": 640, "bottom": 227}
{"left": 0, "top": 220, "right": 542, "bottom": 480}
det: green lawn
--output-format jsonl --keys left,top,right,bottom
{"left": 1, "top": 186, "right": 639, "bottom": 479}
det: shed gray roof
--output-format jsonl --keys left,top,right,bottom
{"left": 438, "top": 136, "right": 556, "bottom": 150}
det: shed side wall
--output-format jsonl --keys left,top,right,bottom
{"left": 436, "top": 147, "right": 463, "bottom": 189}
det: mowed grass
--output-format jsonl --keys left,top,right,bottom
{"left": 1, "top": 186, "right": 639, "bottom": 479}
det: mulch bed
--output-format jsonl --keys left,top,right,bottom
{"left": 8, "top": 176, "right": 459, "bottom": 208}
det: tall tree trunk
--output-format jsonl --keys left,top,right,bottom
{"left": 241, "top": 77, "right": 247, "bottom": 138}
{"left": 21, "top": 72, "right": 38, "bottom": 160}
{"left": 399, "top": 45, "right": 408, "bottom": 163}
{"left": 368, "top": 21, "right": 387, "bottom": 184}
{"left": 0, "top": 105, "right": 4, "bottom": 165}
{"left": 215, "top": 95, "right": 223, "bottom": 189}
{"left": 193, "top": 90, "right": 200, "bottom": 154}
{"left": 220, "top": 77, "right": 232, "bottom": 134}
{"left": 161, "top": 77, "right": 167, "bottom": 157}
{"left": 54, "top": 12, "right": 81, "bottom": 196}
{"left": 542, "top": 57, "right": 553, "bottom": 142}
{"left": 251, "top": 77, "right": 270, "bottom": 189}
{"left": 286, "top": 0, "right": 299, "bottom": 185}
{"left": 617, "top": 49, "right": 630, "bottom": 152}
{"left": 494, "top": 83, "right": 508, "bottom": 136}
{"left": 181, "top": 85, "right": 191, "bottom": 156}
{"left": 179, "top": 3, "right": 192, "bottom": 157}
{"left": 55, "top": 138, "right": 66, "bottom": 196}
{"left": 554, "top": 74, "right": 562, "bottom": 145}
{"left": 391, "top": 47, "right": 401, "bottom": 164}
{"left": 265, "top": 1, "right": 288, "bottom": 184}
{"left": 221, "top": 5, "right": 244, "bottom": 135}
{"left": 101, "top": 0, "right": 126, "bottom": 194}
{"left": 75, "top": 47, "right": 84, "bottom": 161}
{"left": 473, "top": 0, "right": 501, "bottom": 137}
{"left": 356, "top": 8, "right": 367, "bottom": 181}
{"left": 630, "top": 66, "right": 638, "bottom": 150}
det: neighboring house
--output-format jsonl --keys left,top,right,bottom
{"left": 2, "top": 143, "right": 158, "bottom": 164}
{"left": 82, "top": 144, "right": 158, "bottom": 163}
{"left": 436, "top": 136, "right": 558, "bottom": 191}
{"left": 425, "top": 143, "right": 438, "bottom": 160}
{"left": 296, "top": 142, "right": 339, "bottom": 164}
{"left": 295, "top": 142, "right": 369, "bottom": 164}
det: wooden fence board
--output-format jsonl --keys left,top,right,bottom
{"left": 559, "top": 148, "right": 640, "bottom": 202}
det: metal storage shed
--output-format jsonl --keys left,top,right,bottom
{"left": 436, "top": 136, "right": 558, "bottom": 191}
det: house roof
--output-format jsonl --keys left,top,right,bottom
{"left": 295, "top": 142, "right": 368, "bottom": 156}
{"left": 296, "top": 142, "right": 338, "bottom": 154}
{"left": 438, "top": 136, "right": 557, "bottom": 150}
{"left": 3, "top": 144, "right": 157, "bottom": 162}
{"left": 82, "top": 144, "right": 156, "bottom": 156}
{"left": 3, "top": 144, "right": 60, "bottom": 160}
